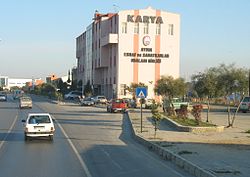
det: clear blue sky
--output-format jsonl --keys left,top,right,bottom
{"left": 0, "top": 0, "right": 250, "bottom": 80}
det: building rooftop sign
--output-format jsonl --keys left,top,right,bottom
{"left": 127, "top": 15, "right": 163, "bottom": 24}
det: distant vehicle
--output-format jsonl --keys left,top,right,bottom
{"left": 123, "top": 98, "right": 137, "bottom": 108}
{"left": 145, "top": 98, "right": 154, "bottom": 109}
{"left": 13, "top": 90, "right": 23, "bottom": 99}
{"left": 239, "top": 96, "right": 250, "bottom": 113}
{"left": 22, "top": 113, "right": 55, "bottom": 141}
{"left": 80, "top": 97, "right": 95, "bottom": 106}
{"left": 0, "top": 92, "right": 7, "bottom": 101}
{"left": 93, "top": 95, "right": 107, "bottom": 104}
{"left": 64, "top": 91, "right": 82, "bottom": 100}
{"left": 19, "top": 96, "right": 32, "bottom": 109}
{"left": 163, "top": 97, "right": 189, "bottom": 112}
{"left": 107, "top": 99, "right": 127, "bottom": 113}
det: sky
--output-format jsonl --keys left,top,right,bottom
{"left": 0, "top": 0, "right": 250, "bottom": 80}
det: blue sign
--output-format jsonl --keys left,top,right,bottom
{"left": 136, "top": 87, "right": 147, "bottom": 98}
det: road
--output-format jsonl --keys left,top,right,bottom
{"left": 0, "top": 95, "right": 193, "bottom": 177}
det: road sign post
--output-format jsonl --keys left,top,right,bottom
{"left": 136, "top": 87, "right": 147, "bottom": 133}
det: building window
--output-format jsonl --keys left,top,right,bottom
{"left": 113, "top": 77, "right": 116, "bottom": 84}
{"left": 122, "top": 22, "right": 127, "bottom": 33}
{"left": 168, "top": 24, "right": 174, "bottom": 35}
{"left": 134, "top": 23, "right": 139, "bottom": 34}
{"left": 143, "top": 23, "right": 149, "bottom": 34}
{"left": 156, "top": 24, "right": 161, "bottom": 35}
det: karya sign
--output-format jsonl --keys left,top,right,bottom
{"left": 127, "top": 15, "right": 163, "bottom": 24}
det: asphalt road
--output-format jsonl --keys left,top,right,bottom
{"left": 0, "top": 95, "right": 193, "bottom": 177}
{"left": 0, "top": 96, "right": 86, "bottom": 177}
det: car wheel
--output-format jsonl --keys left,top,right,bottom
{"left": 24, "top": 135, "right": 29, "bottom": 141}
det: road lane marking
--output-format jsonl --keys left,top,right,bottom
{"left": 0, "top": 114, "right": 18, "bottom": 150}
{"left": 52, "top": 116, "right": 92, "bottom": 177}
{"left": 100, "top": 148, "right": 123, "bottom": 170}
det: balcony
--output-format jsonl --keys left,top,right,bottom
{"left": 101, "top": 33, "right": 118, "bottom": 46}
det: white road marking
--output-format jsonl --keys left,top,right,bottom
{"left": 0, "top": 114, "right": 18, "bottom": 150}
{"left": 100, "top": 148, "right": 123, "bottom": 170}
{"left": 52, "top": 116, "right": 92, "bottom": 177}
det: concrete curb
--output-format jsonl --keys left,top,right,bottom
{"left": 163, "top": 117, "right": 224, "bottom": 133}
{"left": 127, "top": 112, "right": 217, "bottom": 177}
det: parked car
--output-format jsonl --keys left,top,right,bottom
{"left": 13, "top": 90, "right": 23, "bottom": 100}
{"left": 93, "top": 95, "right": 107, "bottom": 104}
{"left": 64, "top": 91, "right": 82, "bottom": 100}
{"left": 145, "top": 98, "right": 154, "bottom": 109}
{"left": 0, "top": 92, "right": 7, "bottom": 101}
{"left": 239, "top": 96, "right": 250, "bottom": 113}
{"left": 80, "top": 97, "right": 95, "bottom": 106}
{"left": 22, "top": 113, "right": 55, "bottom": 141}
{"left": 123, "top": 98, "right": 137, "bottom": 108}
{"left": 19, "top": 96, "right": 32, "bottom": 109}
{"left": 162, "top": 97, "right": 190, "bottom": 112}
{"left": 107, "top": 99, "right": 127, "bottom": 113}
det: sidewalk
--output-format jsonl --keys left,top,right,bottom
{"left": 128, "top": 110, "right": 250, "bottom": 177}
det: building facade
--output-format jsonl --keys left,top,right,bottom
{"left": 76, "top": 7, "right": 180, "bottom": 99}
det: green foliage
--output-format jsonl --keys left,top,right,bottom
{"left": 56, "top": 79, "right": 69, "bottom": 95}
{"left": 151, "top": 100, "right": 162, "bottom": 138}
{"left": 155, "top": 75, "right": 187, "bottom": 99}
{"left": 192, "top": 63, "right": 249, "bottom": 98}
{"left": 168, "top": 116, "right": 215, "bottom": 127}
{"left": 84, "top": 80, "right": 93, "bottom": 97}
{"left": 155, "top": 75, "right": 188, "bottom": 116}
{"left": 10, "top": 86, "right": 21, "bottom": 91}
{"left": 0, "top": 87, "right": 3, "bottom": 91}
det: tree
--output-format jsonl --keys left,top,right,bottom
{"left": 40, "top": 83, "right": 56, "bottom": 98}
{"left": 192, "top": 68, "right": 218, "bottom": 122}
{"left": 154, "top": 75, "right": 188, "bottom": 116}
{"left": 56, "top": 79, "right": 69, "bottom": 95}
{"left": 151, "top": 100, "right": 162, "bottom": 138}
{"left": 216, "top": 64, "right": 248, "bottom": 127}
{"left": 84, "top": 80, "right": 93, "bottom": 97}
{"left": 67, "top": 70, "right": 71, "bottom": 84}
{"left": 191, "top": 63, "right": 249, "bottom": 127}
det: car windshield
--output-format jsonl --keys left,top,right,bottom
{"left": 114, "top": 99, "right": 123, "bottom": 103}
{"left": 242, "top": 97, "right": 250, "bottom": 102}
{"left": 21, "top": 97, "right": 31, "bottom": 101}
{"left": 84, "top": 97, "right": 92, "bottom": 101}
{"left": 28, "top": 115, "right": 51, "bottom": 124}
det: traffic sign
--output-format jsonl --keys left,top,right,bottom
{"left": 136, "top": 87, "right": 147, "bottom": 98}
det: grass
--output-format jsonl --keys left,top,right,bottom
{"left": 167, "top": 116, "right": 216, "bottom": 127}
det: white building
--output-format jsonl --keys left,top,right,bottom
{"left": 0, "top": 76, "right": 42, "bottom": 90}
{"left": 76, "top": 7, "right": 180, "bottom": 99}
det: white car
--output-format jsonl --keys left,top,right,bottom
{"left": 19, "top": 96, "right": 32, "bottom": 108}
{"left": 239, "top": 96, "right": 250, "bottom": 113}
{"left": 22, "top": 113, "right": 55, "bottom": 141}
{"left": 64, "top": 91, "right": 82, "bottom": 100}
{"left": 93, "top": 95, "right": 107, "bottom": 104}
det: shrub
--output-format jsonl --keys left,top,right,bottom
{"left": 191, "top": 104, "right": 203, "bottom": 125}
